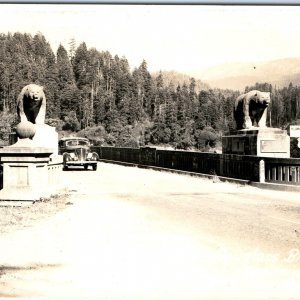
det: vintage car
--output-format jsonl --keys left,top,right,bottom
{"left": 58, "top": 137, "right": 99, "bottom": 171}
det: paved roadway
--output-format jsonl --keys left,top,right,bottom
{"left": 0, "top": 162, "right": 300, "bottom": 299}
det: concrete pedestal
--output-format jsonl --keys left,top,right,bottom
{"left": 32, "top": 124, "right": 58, "bottom": 155}
{"left": 0, "top": 145, "right": 54, "bottom": 202}
{"left": 4, "top": 125, "right": 60, "bottom": 201}
{"left": 222, "top": 128, "right": 290, "bottom": 158}
{"left": 9, "top": 124, "right": 58, "bottom": 155}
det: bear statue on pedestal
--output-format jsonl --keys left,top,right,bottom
{"left": 223, "top": 90, "right": 290, "bottom": 158}
{"left": 234, "top": 90, "right": 271, "bottom": 130}
{"left": 11, "top": 84, "right": 58, "bottom": 154}
{"left": 15, "top": 83, "right": 46, "bottom": 140}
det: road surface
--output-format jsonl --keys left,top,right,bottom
{"left": 0, "top": 162, "right": 300, "bottom": 299}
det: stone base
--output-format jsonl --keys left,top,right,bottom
{"left": 0, "top": 146, "right": 62, "bottom": 202}
{"left": 32, "top": 124, "right": 58, "bottom": 155}
{"left": 222, "top": 128, "right": 290, "bottom": 158}
{"left": 9, "top": 124, "right": 58, "bottom": 155}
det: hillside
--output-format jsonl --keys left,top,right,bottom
{"left": 190, "top": 57, "right": 300, "bottom": 91}
{"left": 152, "top": 70, "right": 210, "bottom": 92}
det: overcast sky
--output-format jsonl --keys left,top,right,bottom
{"left": 1, "top": 4, "right": 300, "bottom": 74}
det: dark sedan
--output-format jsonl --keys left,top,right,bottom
{"left": 58, "top": 137, "right": 99, "bottom": 171}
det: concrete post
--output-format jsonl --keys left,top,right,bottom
{"left": 259, "top": 159, "right": 265, "bottom": 183}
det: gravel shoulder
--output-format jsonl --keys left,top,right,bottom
{"left": 0, "top": 162, "right": 300, "bottom": 299}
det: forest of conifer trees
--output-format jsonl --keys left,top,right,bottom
{"left": 1, "top": 32, "right": 300, "bottom": 150}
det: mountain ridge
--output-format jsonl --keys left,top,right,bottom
{"left": 152, "top": 70, "right": 210, "bottom": 92}
{"left": 189, "top": 57, "right": 300, "bottom": 91}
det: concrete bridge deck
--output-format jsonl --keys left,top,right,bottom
{"left": 0, "top": 162, "right": 300, "bottom": 299}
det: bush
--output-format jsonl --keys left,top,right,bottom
{"left": 121, "top": 137, "right": 140, "bottom": 148}
{"left": 194, "top": 126, "right": 219, "bottom": 151}
{"left": 0, "top": 111, "right": 16, "bottom": 145}
{"left": 77, "top": 125, "right": 107, "bottom": 146}
{"left": 45, "top": 118, "right": 64, "bottom": 131}
{"left": 104, "top": 133, "right": 116, "bottom": 146}
{"left": 62, "top": 111, "right": 80, "bottom": 132}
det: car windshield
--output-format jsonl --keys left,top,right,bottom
{"left": 66, "top": 139, "right": 89, "bottom": 147}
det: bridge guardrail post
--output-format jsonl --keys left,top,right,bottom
{"left": 259, "top": 159, "right": 265, "bottom": 183}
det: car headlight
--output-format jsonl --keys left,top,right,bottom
{"left": 70, "top": 152, "right": 77, "bottom": 160}
{"left": 87, "top": 152, "right": 93, "bottom": 159}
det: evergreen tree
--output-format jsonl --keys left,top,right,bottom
{"left": 56, "top": 44, "right": 78, "bottom": 119}
{"left": 176, "top": 85, "right": 186, "bottom": 128}
{"left": 57, "top": 44, "right": 75, "bottom": 88}
{"left": 68, "top": 38, "right": 76, "bottom": 64}
{"left": 189, "top": 77, "right": 198, "bottom": 119}
{"left": 43, "top": 46, "right": 59, "bottom": 118}
{"left": 73, "top": 42, "right": 89, "bottom": 89}
{"left": 270, "top": 87, "right": 284, "bottom": 127}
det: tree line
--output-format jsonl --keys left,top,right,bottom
{"left": 0, "top": 32, "right": 299, "bottom": 150}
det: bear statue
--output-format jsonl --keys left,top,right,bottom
{"left": 17, "top": 83, "right": 46, "bottom": 125}
{"left": 12, "top": 84, "right": 57, "bottom": 151}
{"left": 234, "top": 90, "right": 271, "bottom": 130}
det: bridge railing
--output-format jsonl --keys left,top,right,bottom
{"left": 96, "top": 147, "right": 141, "bottom": 164}
{"left": 92, "top": 146, "right": 300, "bottom": 186}
{"left": 264, "top": 158, "right": 300, "bottom": 185}
{"left": 155, "top": 150, "right": 262, "bottom": 181}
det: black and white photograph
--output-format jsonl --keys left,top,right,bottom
{"left": 0, "top": 2, "right": 300, "bottom": 299}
